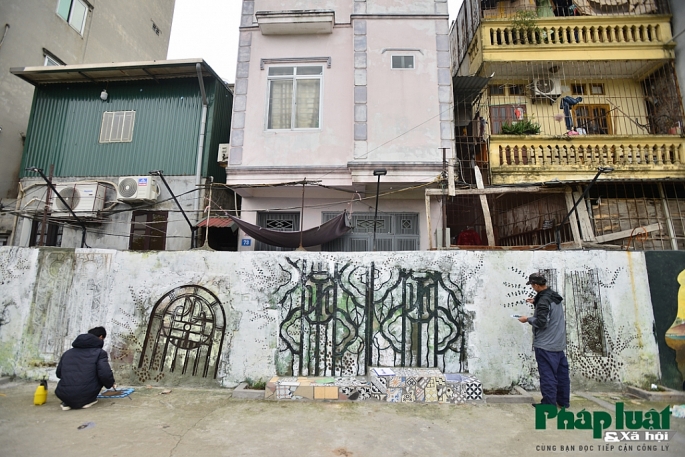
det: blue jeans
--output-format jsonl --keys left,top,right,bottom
{"left": 535, "top": 347, "right": 570, "bottom": 407}
{"left": 560, "top": 96, "right": 582, "bottom": 131}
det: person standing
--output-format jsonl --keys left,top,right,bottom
{"left": 518, "top": 273, "right": 570, "bottom": 408}
{"left": 55, "top": 326, "right": 116, "bottom": 410}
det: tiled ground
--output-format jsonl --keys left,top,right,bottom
{"left": 264, "top": 368, "right": 483, "bottom": 404}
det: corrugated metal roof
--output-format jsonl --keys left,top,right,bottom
{"left": 11, "top": 59, "right": 231, "bottom": 92}
{"left": 197, "top": 217, "right": 236, "bottom": 228}
{"left": 453, "top": 76, "right": 490, "bottom": 104}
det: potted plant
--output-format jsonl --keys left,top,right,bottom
{"left": 501, "top": 118, "right": 541, "bottom": 135}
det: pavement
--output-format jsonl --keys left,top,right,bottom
{"left": 1, "top": 380, "right": 684, "bottom": 457}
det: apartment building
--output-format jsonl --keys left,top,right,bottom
{"left": 449, "top": 0, "right": 684, "bottom": 250}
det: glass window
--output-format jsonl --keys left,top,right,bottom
{"left": 99, "top": 111, "right": 136, "bottom": 143}
{"left": 391, "top": 55, "right": 414, "bottom": 69}
{"left": 589, "top": 83, "right": 605, "bottom": 95}
{"left": 267, "top": 66, "right": 322, "bottom": 130}
{"left": 571, "top": 83, "right": 586, "bottom": 95}
{"left": 509, "top": 84, "right": 525, "bottom": 95}
{"left": 129, "top": 211, "right": 168, "bottom": 251}
{"left": 56, "top": 0, "right": 88, "bottom": 35}
{"left": 489, "top": 85, "right": 505, "bottom": 96}
{"left": 44, "top": 55, "right": 61, "bottom": 66}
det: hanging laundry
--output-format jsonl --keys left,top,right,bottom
{"left": 559, "top": 96, "right": 583, "bottom": 131}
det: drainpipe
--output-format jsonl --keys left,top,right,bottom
{"left": 194, "top": 63, "right": 208, "bottom": 223}
{"left": 8, "top": 181, "right": 23, "bottom": 246}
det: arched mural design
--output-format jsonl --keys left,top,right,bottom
{"left": 139, "top": 285, "right": 226, "bottom": 379}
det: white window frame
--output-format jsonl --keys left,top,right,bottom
{"left": 391, "top": 55, "right": 415, "bottom": 70}
{"left": 56, "top": 0, "right": 88, "bottom": 35}
{"left": 99, "top": 111, "right": 136, "bottom": 143}
{"left": 265, "top": 65, "right": 323, "bottom": 131}
{"left": 44, "top": 55, "right": 61, "bottom": 66}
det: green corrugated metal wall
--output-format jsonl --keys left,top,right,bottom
{"left": 20, "top": 77, "right": 232, "bottom": 180}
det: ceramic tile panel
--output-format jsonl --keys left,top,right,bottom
{"left": 324, "top": 386, "right": 339, "bottom": 399}
{"left": 293, "top": 386, "right": 314, "bottom": 399}
{"left": 313, "top": 386, "right": 327, "bottom": 399}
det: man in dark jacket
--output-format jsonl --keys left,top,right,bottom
{"left": 518, "top": 273, "right": 570, "bottom": 408}
{"left": 55, "top": 326, "right": 116, "bottom": 410}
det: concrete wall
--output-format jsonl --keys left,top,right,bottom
{"left": 0, "top": 247, "right": 662, "bottom": 390}
{"left": 0, "top": 0, "right": 175, "bottom": 235}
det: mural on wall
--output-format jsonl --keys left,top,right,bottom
{"left": 370, "top": 266, "right": 469, "bottom": 372}
{"left": 246, "top": 256, "right": 472, "bottom": 377}
{"left": 645, "top": 251, "right": 685, "bottom": 390}
{"left": 138, "top": 285, "right": 226, "bottom": 380}
{"left": 0, "top": 248, "right": 662, "bottom": 388}
{"left": 503, "top": 265, "right": 637, "bottom": 386}
{"left": 279, "top": 259, "right": 367, "bottom": 377}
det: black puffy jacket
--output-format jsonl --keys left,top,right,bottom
{"left": 55, "top": 333, "right": 115, "bottom": 408}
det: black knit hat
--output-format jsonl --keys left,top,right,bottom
{"left": 526, "top": 273, "right": 547, "bottom": 285}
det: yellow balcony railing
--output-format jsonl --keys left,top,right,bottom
{"left": 488, "top": 134, "right": 685, "bottom": 184}
{"left": 478, "top": 15, "right": 674, "bottom": 63}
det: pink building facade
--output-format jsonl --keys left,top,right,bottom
{"left": 222, "top": 0, "right": 454, "bottom": 251}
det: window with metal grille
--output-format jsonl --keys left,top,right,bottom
{"left": 56, "top": 0, "right": 88, "bottom": 35}
{"left": 321, "top": 212, "right": 419, "bottom": 251}
{"left": 391, "top": 55, "right": 414, "bottom": 69}
{"left": 256, "top": 212, "right": 300, "bottom": 251}
{"left": 100, "top": 111, "right": 136, "bottom": 143}
{"left": 573, "top": 104, "right": 612, "bottom": 135}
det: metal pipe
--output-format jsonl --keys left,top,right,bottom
{"left": 372, "top": 169, "right": 387, "bottom": 251}
{"left": 555, "top": 167, "right": 613, "bottom": 250}
{"left": 149, "top": 170, "right": 197, "bottom": 249}
{"left": 194, "top": 63, "right": 208, "bottom": 222}
{"left": 25, "top": 167, "right": 89, "bottom": 248}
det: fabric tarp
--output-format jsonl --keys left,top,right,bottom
{"left": 572, "top": 0, "right": 657, "bottom": 15}
{"left": 227, "top": 211, "right": 351, "bottom": 248}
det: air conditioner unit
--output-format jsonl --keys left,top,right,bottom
{"left": 51, "top": 183, "right": 106, "bottom": 217}
{"left": 532, "top": 78, "right": 562, "bottom": 99}
{"left": 117, "top": 176, "right": 160, "bottom": 202}
{"left": 218, "top": 143, "right": 230, "bottom": 164}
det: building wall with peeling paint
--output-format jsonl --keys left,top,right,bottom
{"left": 0, "top": 247, "right": 661, "bottom": 390}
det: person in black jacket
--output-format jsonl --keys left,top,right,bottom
{"left": 55, "top": 327, "right": 116, "bottom": 410}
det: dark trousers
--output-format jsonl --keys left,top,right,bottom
{"left": 535, "top": 347, "right": 570, "bottom": 408}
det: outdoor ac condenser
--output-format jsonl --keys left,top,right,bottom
{"left": 51, "top": 183, "right": 106, "bottom": 217}
{"left": 532, "top": 78, "right": 562, "bottom": 102}
{"left": 117, "top": 176, "right": 160, "bottom": 202}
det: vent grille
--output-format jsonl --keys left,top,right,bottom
{"left": 118, "top": 177, "right": 138, "bottom": 198}
{"left": 56, "top": 187, "right": 80, "bottom": 211}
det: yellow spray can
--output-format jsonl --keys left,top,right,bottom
{"left": 33, "top": 379, "right": 48, "bottom": 405}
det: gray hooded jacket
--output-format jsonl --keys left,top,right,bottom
{"left": 527, "top": 288, "right": 566, "bottom": 352}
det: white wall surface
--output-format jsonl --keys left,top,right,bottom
{"left": 0, "top": 247, "right": 661, "bottom": 390}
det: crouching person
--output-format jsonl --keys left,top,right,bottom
{"left": 56, "top": 326, "right": 116, "bottom": 410}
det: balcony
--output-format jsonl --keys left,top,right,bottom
{"left": 478, "top": 15, "right": 674, "bottom": 66}
{"left": 488, "top": 134, "right": 685, "bottom": 184}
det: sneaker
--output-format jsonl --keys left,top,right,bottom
{"left": 60, "top": 403, "right": 71, "bottom": 411}
{"left": 82, "top": 400, "right": 98, "bottom": 409}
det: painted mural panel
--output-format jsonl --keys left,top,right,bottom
{"left": 0, "top": 248, "right": 661, "bottom": 390}
{"left": 645, "top": 251, "right": 685, "bottom": 390}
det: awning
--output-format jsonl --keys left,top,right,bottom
{"left": 453, "top": 76, "right": 491, "bottom": 105}
{"left": 228, "top": 211, "right": 352, "bottom": 248}
{"left": 196, "top": 217, "right": 236, "bottom": 229}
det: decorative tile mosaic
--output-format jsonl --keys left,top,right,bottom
{"left": 262, "top": 372, "right": 482, "bottom": 404}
